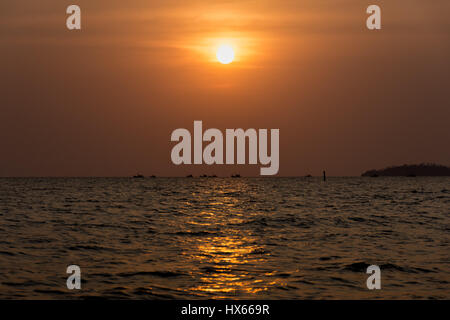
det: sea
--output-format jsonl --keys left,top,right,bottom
{"left": 0, "top": 177, "right": 448, "bottom": 299}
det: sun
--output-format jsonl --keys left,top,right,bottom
{"left": 216, "top": 44, "right": 235, "bottom": 64}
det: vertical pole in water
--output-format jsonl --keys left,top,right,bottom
{"left": 323, "top": 170, "right": 326, "bottom": 181}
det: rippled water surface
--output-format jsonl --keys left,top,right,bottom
{"left": 0, "top": 177, "right": 449, "bottom": 299}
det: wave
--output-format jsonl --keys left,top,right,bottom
{"left": 117, "top": 271, "right": 184, "bottom": 278}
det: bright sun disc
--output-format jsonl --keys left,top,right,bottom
{"left": 216, "top": 45, "right": 235, "bottom": 64}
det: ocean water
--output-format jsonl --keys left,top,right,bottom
{"left": 0, "top": 177, "right": 448, "bottom": 299}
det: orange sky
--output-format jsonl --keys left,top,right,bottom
{"left": 0, "top": 0, "right": 449, "bottom": 176}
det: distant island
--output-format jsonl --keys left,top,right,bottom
{"left": 362, "top": 163, "right": 450, "bottom": 177}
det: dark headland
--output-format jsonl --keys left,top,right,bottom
{"left": 362, "top": 163, "right": 450, "bottom": 177}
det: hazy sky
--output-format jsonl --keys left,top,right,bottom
{"left": 1, "top": 0, "right": 449, "bottom": 176}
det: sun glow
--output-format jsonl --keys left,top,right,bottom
{"left": 216, "top": 44, "right": 235, "bottom": 64}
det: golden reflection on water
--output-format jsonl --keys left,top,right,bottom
{"left": 179, "top": 184, "right": 277, "bottom": 298}
{"left": 187, "top": 236, "right": 270, "bottom": 297}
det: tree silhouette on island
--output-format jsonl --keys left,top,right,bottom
{"left": 362, "top": 163, "right": 450, "bottom": 177}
